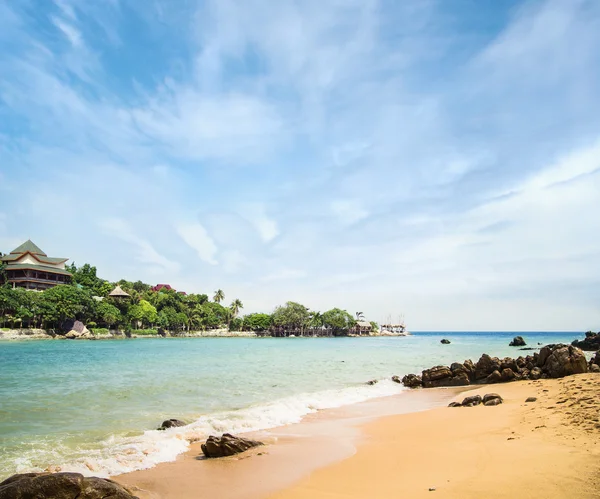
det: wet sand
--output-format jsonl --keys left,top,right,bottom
{"left": 116, "top": 375, "right": 600, "bottom": 499}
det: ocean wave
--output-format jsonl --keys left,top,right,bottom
{"left": 11, "top": 379, "right": 404, "bottom": 478}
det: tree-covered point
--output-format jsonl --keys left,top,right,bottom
{"left": 1, "top": 262, "right": 370, "bottom": 336}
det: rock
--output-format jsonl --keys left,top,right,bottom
{"left": 525, "top": 397, "right": 537, "bottom": 402}
{"left": 201, "top": 433, "right": 263, "bottom": 458}
{"left": 509, "top": 336, "right": 526, "bottom": 347}
{"left": 540, "top": 345, "right": 588, "bottom": 378}
{"left": 401, "top": 374, "right": 422, "bottom": 388}
{"left": 482, "top": 393, "right": 503, "bottom": 404}
{"left": 391, "top": 375, "right": 401, "bottom": 384}
{"left": 65, "top": 330, "right": 81, "bottom": 339}
{"left": 484, "top": 397, "right": 503, "bottom": 406}
{"left": 529, "top": 367, "right": 542, "bottom": 380}
{"left": 500, "top": 368, "right": 516, "bottom": 382}
{"left": 448, "top": 402, "right": 462, "bottom": 407}
{"left": 158, "top": 419, "right": 186, "bottom": 430}
{"left": 485, "top": 370, "right": 502, "bottom": 384}
{"left": 0, "top": 472, "right": 138, "bottom": 499}
{"left": 590, "top": 351, "right": 600, "bottom": 367}
{"left": 590, "top": 363, "right": 600, "bottom": 373}
{"left": 421, "top": 366, "right": 469, "bottom": 387}
{"left": 571, "top": 331, "right": 600, "bottom": 351}
{"left": 475, "top": 354, "right": 501, "bottom": 381}
{"left": 461, "top": 395, "right": 482, "bottom": 406}
{"left": 366, "top": 379, "right": 378, "bottom": 385}
{"left": 440, "top": 339, "right": 451, "bottom": 344}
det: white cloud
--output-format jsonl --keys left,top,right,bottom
{"left": 98, "top": 218, "right": 180, "bottom": 274}
{"left": 176, "top": 223, "right": 218, "bottom": 265}
{"left": 51, "top": 17, "right": 82, "bottom": 47}
{"left": 330, "top": 199, "right": 369, "bottom": 225}
{"left": 261, "top": 268, "right": 307, "bottom": 282}
{"left": 238, "top": 203, "right": 279, "bottom": 243}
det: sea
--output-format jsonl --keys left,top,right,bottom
{"left": 0, "top": 331, "right": 584, "bottom": 479}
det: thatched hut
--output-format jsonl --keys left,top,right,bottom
{"left": 108, "top": 285, "right": 130, "bottom": 299}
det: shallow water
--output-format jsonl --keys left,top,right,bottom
{"left": 0, "top": 332, "right": 582, "bottom": 478}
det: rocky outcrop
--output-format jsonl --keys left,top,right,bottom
{"left": 366, "top": 379, "right": 378, "bottom": 385}
{"left": 402, "top": 344, "right": 588, "bottom": 389}
{"left": 158, "top": 419, "right": 186, "bottom": 430}
{"left": 448, "top": 393, "right": 502, "bottom": 407}
{"left": 201, "top": 433, "right": 263, "bottom": 458}
{"left": 509, "top": 336, "right": 526, "bottom": 347}
{"left": 440, "top": 339, "right": 451, "bottom": 344}
{"left": 571, "top": 331, "right": 600, "bottom": 351}
{"left": 400, "top": 374, "right": 422, "bottom": 388}
{"left": 538, "top": 344, "right": 587, "bottom": 378}
{"left": 0, "top": 472, "right": 138, "bottom": 499}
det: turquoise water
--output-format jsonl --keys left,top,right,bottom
{"left": 0, "top": 332, "right": 583, "bottom": 478}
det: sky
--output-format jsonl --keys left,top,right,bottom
{"left": 1, "top": 0, "right": 599, "bottom": 331}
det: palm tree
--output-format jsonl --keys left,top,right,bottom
{"left": 230, "top": 299, "right": 243, "bottom": 318}
{"left": 355, "top": 312, "right": 365, "bottom": 321}
{"left": 213, "top": 289, "right": 225, "bottom": 303}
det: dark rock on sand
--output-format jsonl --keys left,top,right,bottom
{"left": 448, "top": 402, "right": 462, "bottom": 407}
{"left": 529, "top": 367, "right": 542, "bottom": 380}
{"left": 484, "top": 397, "right": 503, "bottom": 406}
{"left": 539, "top": 345, "right": 588, "bottom": 378}
{"left": 509, "top": 336, "right": 526, "bottom": 347}
{"left": 525, "top": 397, "right": 537, "bottom": 402}
{"left": 158, "top": 419, "right": 186, "bottom": 430}
{"left": 590, "top": 364, "right": 600, "bottom": 373}
{"left": 0, "top": 472, "right": 138, "bottom": 499}
{"left": 483, "top": 393, "right": 503, "bottom": 404}
{"left": 501, "top": 368, "right": 517, "bottom": 382}
{"left": 475, "top": 354, "right": 501, "bottom": 381}
{"left": 201, "top": 433, "right": 263, "bottom": 458}
{"left": 461, "top": 395, "right": 482, "bottom": 407}
{"left": 421, "top": 365, "right": 470, "bottom": 388}
{"left": 485, "top": 370, "right": 502, "bottom": 384}
{"left": 391, "top": 375, "right": 402, "bottom": 384}
{"left": 440, "top": 339, "right": 451, "bottom": 344}
{"left": 571, "top": 331, "right": 600, "bottom": 352}
{"left": 366, "top": 379, "right": 378, "bottom": 385}
{"left": 401, "top": 374, "right": 422, "bottom": 388}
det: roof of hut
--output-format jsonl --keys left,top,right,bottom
{"left": 109, "top": 285, "right": 130, "bottom": 298}
{"left": 356, "top": 321, "right": 372, "bottom": 328}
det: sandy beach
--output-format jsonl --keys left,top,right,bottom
{"left": 115, "top": 373, "right": 600, "bottom": 499}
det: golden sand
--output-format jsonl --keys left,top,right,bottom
{"left": 116, "top": 375, "right": 600, "bottom": 499}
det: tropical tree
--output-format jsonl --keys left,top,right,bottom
{"left": 272, "top": 301, "right": 310, "bottom": 335}
{"left": 355, "top": 311, "right": 365, "bottom": 321}
{"left": 230, "top": 299, "right": 243, "bottom": 319}
{"left": 242, "top": 313, "right": 272, "bottom": 331}
{"left": 213, "top": 289, "right": 225, "bottom": 303}
{"left": 322, "top": 308, "right": 356, "bottom": 336}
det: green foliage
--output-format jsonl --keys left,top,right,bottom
{"left": 230, "top": 299, "right": 243, "bottom": 319}
{"left": 242, "top": 313, "right": 272, "bottom": 331}
{"left": 322, "top": 308, "right": 355, "bottom": 336}
{"left": 229, "top": 317, "right": 243, "bottom": 331}
{"left": 272, "top": 301, "right": 310, "bottom": 329}
{"left": 91, "top": 328, "right": 110, "bottom": 335}
{"left": 96, "top": 301, "right": 121, "bottom": 327}
{"left": 213, "top": 289, "right": 225, "bottom": 303}
{"left": 131, "top": 328, "right": 158, "bottom": 336}
{"left": 370, "top": 321, "right": 379, "bottom": 332}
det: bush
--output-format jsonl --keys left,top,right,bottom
{"left": 131, "top": 328, "right": 159, "bottom": 336}
{"left": 91, "top": 328, "right": 110, "bottom": 336}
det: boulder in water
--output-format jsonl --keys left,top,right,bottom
{"left": 158, "top": 419, "right": 186, "bottom": 430}
{"left": 509, "top": 336, "right": 526, "bottom": 347}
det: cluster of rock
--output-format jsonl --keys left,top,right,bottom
{"left": 0, "top": 472, "right": 138, "bottom": 499}
{"left": 399, "top": 344, "right": 591, "bottom": 389}
{"left": 61, "top": 320, "right": 94, "bottom": 340}
{"left": 201, "top": 433, "right": 263, "bottom": 458}
{"left": 448, "top": 393, "right": 503, "bottom": 407}
{"left": 590, "top": 351, "right": 600, "bottom": 373}
{"left": 572, "top": 331, "right": 600, "bottom": 351}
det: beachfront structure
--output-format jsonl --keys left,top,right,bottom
{"left": 109, "top": 285, "right": 130, "bottom": 299}
{"left": 1, "top": 240, "right": 71, "bottom": 291}
{"left": 354, "top": 321, "right": 373, "bottom": 335}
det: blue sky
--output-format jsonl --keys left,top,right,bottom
{"left": 1, "top": 0, "right": 599, "bottom": 330}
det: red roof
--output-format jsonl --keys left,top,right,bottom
{"left": 151, "top": 284, "right": 173, "bottom": 292}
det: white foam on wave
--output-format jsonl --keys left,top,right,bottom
{"left": 31, "top": 379, "right": 405, "bottom": 478}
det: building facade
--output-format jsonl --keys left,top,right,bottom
{"left": 1, "top": 240, "right": 72, "bottom": 291}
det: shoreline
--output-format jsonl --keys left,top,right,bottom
{"left": 0, "top": 329, "right": 413, "bottom": 341}
{"left": 114, "top": 375, "right": 600, "bottom": 499}
{"left": 114, "top": 386, "right": 467, "bottom": 499}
